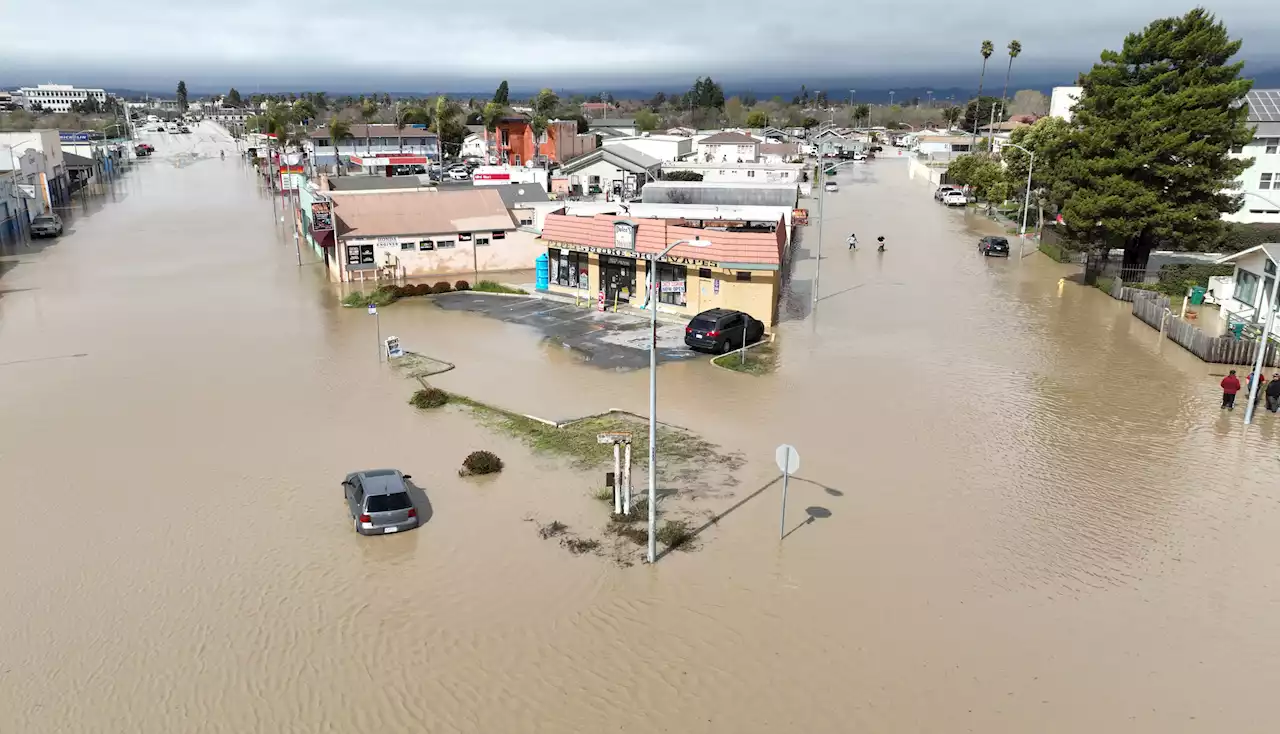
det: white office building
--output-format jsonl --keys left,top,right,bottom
{"left": 20, "top": 84, "right": 108, "bottom": 113}
{"left": 1226, "top": 89, "right": 1280, "bottom": 224}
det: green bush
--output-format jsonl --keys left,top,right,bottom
{"left": 459, "top": 450, "right": 503, "bottom": 476}
{"left": 1156, "top": 262, "right": 1235, "bottom": 298}
{"left": 411, "top": 283, "right": 432, "bottom": 296}
{"left": 341, "top": 286, "right": 400, "bottom": 307}
{"left": 656, "top": 519, "right": 693, "bottom": 550}
{"left": 1095, "top": 275, "right": 1115, "bottom": 294}
{"left": 432, "top": 281, "right": 453, "bottom": 294}
{"left": 409, "top": 387, "right": 448, "bottom": 409}
{"left": 1222, "top": 223, "right": 1280, "bottom": 253}
{"left": 341, "top": 291, "right": 369, "bottom": 307}
{"left": 454, "top": 280, "right": 471, "bottom": 291}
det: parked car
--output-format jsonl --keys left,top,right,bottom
{"left": 447, "top": 168, "right": 470, "bottom": 181}
{"left": 134, "top": 144, "right": 151, "bottom": 157}
{"left": 824, "top": 180, "right": 839, "bottom": 192}
{"left": 934, "top": 185, "right": 960, "bottom": 201}
{"left": 684, "top": 309, "right": 765, "bottom": 353}
{"left": 942, "top": 191, "right": 968, "bottom": 207}
{"left": 179, "top": 125, "right": 191, "bottom": 133}
{"left": 30, "top": 213, "right": 64, "bottom": 238}
{"left": 978, "top": 235, "right": 1011, "bottom": 257}
{"left": 342, "top": 469, "right": 419, "bottom": 535}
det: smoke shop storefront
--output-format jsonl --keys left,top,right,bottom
{"left": 541, "top": 218, "right": 783, "bottom": 325}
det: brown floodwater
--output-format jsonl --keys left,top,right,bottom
{"left": 3, "top": 129, "right": 1280, "bottom": 733}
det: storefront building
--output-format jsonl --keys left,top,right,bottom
{"left": 539, "top": 213, "right": 786, "bottom": 326}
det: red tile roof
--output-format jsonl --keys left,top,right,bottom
{"left": 539, "top": 214, "right": 784, "bottom": 267}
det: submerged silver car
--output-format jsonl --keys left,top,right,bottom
{"left": 342, "top": 469, "right": 419, "bottom": 535}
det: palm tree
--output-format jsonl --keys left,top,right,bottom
{"left": 943, "top": 105, "right": 963, "bottom": 130}
{"left": 972, "top": 40, "right": 994, "bottom": 146}
{"left": 359, "top": 100, "right": 378, "bottom": 153}
{"left": 994, "top": 40, "right": 1022, "bottom": 147}
{"left": 328, "top": 116, "right": 353, "bottom": 176}
{"left": 481, "top": 102, "right": 504, "bottom": 162}
{"left": 432, "top": 95, "right": 459, "bottom": 166}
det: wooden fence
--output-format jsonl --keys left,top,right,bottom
{"left": 1132, "top": 295, "right": 1279, "bottom": 367}
{"left": 1108, "top": 278, "right": 1154, "bottom": 302}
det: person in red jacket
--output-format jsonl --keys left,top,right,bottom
{"left": 1221, "top": 369, "right": 1241, "bottom": 410}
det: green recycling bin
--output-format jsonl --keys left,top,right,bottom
{"left": 1231, "top": 322, "right": 1245, "bottom": 339}
{"left": 1190, "top": 286, "right": 1206, "bottom": 305}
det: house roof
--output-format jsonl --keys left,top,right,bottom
{"left": 592, "top": 127, "right": 630, "bottom": 139}
{"left": 1216, "top": 243, "right": 1280, "bottom": 266}
{"left": 587, "top": 118, "right": 637, "bottom": 128}
{"left": 490, "top": 182, "right": 551, "bottom": 208}
{"left": 560, "top": 144, "right": 661, "bottom": 175}
{"left": 334, "top": 189, "right": 514, "bottom": 238}
{"left": 539, "top": 213, "right": 782, "bottom": 266}
{"left": 1245, "top": 89, "right": 1280, "bottom": 123}
{"left": 327, "top": 175, "right": 430, "bottom": 192}
{"left": 979, "top": 120, "right": 1028, "bottom": 132}
{"left": 699, "top": 131, "right": 759, "bottom": 145}
{"left": 309, "top": 124, "right": 436, "bottom": 139}
{"left": 63, "top": 152, "right": 96, "bottom": 167}
{"left": 918, "top": 135, "right": 974, "bottom": 145}
{"left": 759, "top": 143, "right": 800, "bottom": 157}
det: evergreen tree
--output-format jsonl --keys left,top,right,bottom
{"left": 226, "top": 87, "right": 242, "bottom": 107}
{"left": 176, "top": 81, "right": 188, "bottom": 112}
{"left": 493, "top": 81, "right": 510, "bottom": 105}
{"left": 1061, "top": 8, "right": 1254, "bottom": 277}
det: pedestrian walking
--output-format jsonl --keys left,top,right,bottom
{"left": 1246, "top": 371, "right": 1266, "bottom": 406}
{"left": 1267, "top": 373, "right": 1280, "bottom": 413}
{"left": 1221, "top": 370, "right": 1241, "bottom": 410}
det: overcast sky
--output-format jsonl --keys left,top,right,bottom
{"left": 3, "top": 1, "right": 1278, "bottom": 92}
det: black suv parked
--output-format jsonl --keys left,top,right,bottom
{"left": 684, "top": 309, "right": 765, "bottom": 353}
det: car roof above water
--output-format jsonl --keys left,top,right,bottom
{"left": 354, "top": 469, "right": 407, "bottom": 495}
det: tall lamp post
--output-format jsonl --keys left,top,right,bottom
{"left": 645, "top": 236, "right": 711, "bottom": 563}
{"left": 1241, "top": 190, "right": 1280, "bottom": 425}
{"left": 813, "top": 158, "right": 864, "bottom": 306}
{"left": 1002, "top": 141, "right": 1035, "bottom": 258}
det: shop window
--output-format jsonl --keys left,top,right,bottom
{"left": 492, "top": 231, "right": 506, "bottom": 240}
{"left": 698, "top": 267, "right": 712, "bottom": 279}
{"left": 476, "top": 237, "right": 490, "bottom": 246}
{"left": 736, "top": 272, "right": 752, "bottom": 282}
{"left": 400, "top": 241, "right": 414, "bottom": 251}
{"left": 419, "top": 240, "right": 434, "bottom": 251}
{"left": 437, "top": 240, "right": 456, "bottom": 249}
{"left": 551, "top": 248, "right": 589, "bottom": 288}
{"left": 657, "top": 263, "right": 687, "bottom": 306}
{"left": 1261, "top": 173, "right": 1274, "bottom": 190}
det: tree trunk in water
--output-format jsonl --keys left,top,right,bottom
{"left": 1121, "top": 231, "right": 1155, "bottom": 284}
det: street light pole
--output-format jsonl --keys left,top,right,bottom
{"left": 646, "top": 237, "right": 711, "bottom": 563}
{"left": 812, "top": 158, "right": 862, "bottom": 306}
{"left": 1002, "top": 142, "right": 1035, "bottom": 258}
{"left": 1244, "top": 270, "right": 1280, "bottom": 425}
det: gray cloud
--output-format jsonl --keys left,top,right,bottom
{"left": 3, "top": 0, "right": 1278, "bottom": 91}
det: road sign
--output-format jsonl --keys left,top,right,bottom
{"left": 367, "top": 304, "right": 377, "bottom": 315}
{"left": 775, "top": 444, "right": 800, "bottom": 475}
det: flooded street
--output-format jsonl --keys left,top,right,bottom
{"left": 3, "top": 129, "right": 1279, "bottom": 732}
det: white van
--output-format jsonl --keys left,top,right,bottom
{"left": 147, "top": 114, "right": 160, "bottom": 123}
{"left": 165, "top": 122, "right": 179, "bottom": 133}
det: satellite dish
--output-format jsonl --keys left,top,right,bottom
{"left": 517, "top": 188, "right": 525, "bottom": 195}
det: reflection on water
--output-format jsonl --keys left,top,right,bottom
{"left": 2, "top": 133, "right": 1280, "bottom": 733}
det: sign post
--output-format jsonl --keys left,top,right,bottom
{"left": 368, "top": 303, "right": 381, "bottom": 362}
{"left": 597, "top": 431, "right": 634, "bottom": 513}
{"left": 775, "top": 444, "right": 801, "bottom": 540}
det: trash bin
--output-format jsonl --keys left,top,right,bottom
{"left": 1231, "top": 322, "right": 1245, "bottom": 339}
{"left": 1190, "top": 286, "right": 1206, "bottom": 305}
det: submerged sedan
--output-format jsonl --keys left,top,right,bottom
{"left": 978, "top": 236, "right": 1011, "bottom": 257}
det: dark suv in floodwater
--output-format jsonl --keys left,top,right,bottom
{"left": 978, "top": 236, "right": 1011, "bottom": 257}
{"left": 684, "top": 308, "right": 765, "bottom": 353}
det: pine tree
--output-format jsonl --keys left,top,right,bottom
{"left": 1061, "top": 8, "right": 1254, "bottom": 278}
{"left": 493, "top": 81, "right": 509, "bottom": 106}
{"left": 176, "top": 81, "right": 188, "bottom": 112}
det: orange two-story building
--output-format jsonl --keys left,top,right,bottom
{"left": 492, "top": 117, "right": 596, "bottom": 166}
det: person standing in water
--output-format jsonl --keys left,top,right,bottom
{"left": 1266, "top": 373, "right": 1280, "bottom": 413}
{"left": 877, "top": 236, "right": 885, "bottom": 252}
{"left": 1221, "top": 370, "right": 1241, "bottom": 410}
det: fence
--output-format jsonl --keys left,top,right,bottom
{"left": 1132, "top": 294, "right": 1280, "bottom": 367}
{"left": 1106, "top": 277, "right": 1155, "bottom": 302}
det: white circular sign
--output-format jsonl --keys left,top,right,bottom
{"left": 775, "top": 444, "right": 800, "bottom": 475}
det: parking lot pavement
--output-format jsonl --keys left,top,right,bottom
{"left": 433, "top": 293, "right": 700, "bottom": 370}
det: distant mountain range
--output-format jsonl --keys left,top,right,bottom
{"left": 94, "top": 66, "right": 1280, "bottom": 104}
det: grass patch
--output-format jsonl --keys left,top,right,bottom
{"left": 473, "top": 280, "right": 528, "bottom": 295}
{"left": 538, "top": 520, "right": 568, "bottom": 539}
{"left": 656, "top": 520, "right": 693, "bottom": 550}
{"left": 561, "top": 537, "right": 600, "bottom": 555}
{"left": 606, "top": 520, "right": 649, "bottom": 546}
{"left": 391, "top": 352, "right": 454, "bottom": 380}
{"left": 712, "top": 342, "right": 778, "bottom": 375}
{"left": 1095, "top": 275, "right": 1115, "bottom": 294}
{"left": 592, "top": 487, "right": 615, "bottom": 502}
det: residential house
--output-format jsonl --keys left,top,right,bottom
{"left": 587, "top": 118, "right": 639, "bottom": 137}
{"left": 331, "top": 189, "right": 536, "bottom": 283}
{"left": 461, "top": 132, "right": 489, "bottom": 159}
{"left": 601, "top": 134, "right": 693, "bottom": 162}
{"left": 1214, "top": 244, "right": 1280, "bottom": 331}
{"left": 1226, "top": 89, "right": 1280, "bottom": 224}
{"left": 558, "top": 145, "right": 662, "bottom": 199}
{"left": 756, "top": 127, "right": 793, "bottom": 143}
{"left": 639, "top": 181, "right": 800, "bottom": 208}
{"left": 915, "top": 135, "right": 975, "bottom": 158}
{"left": 492, "top": 117, "right": 596, "bottom": 166}
{"left": 1050, "top": 86, "right": 1083, "bottom": 122}
{"left": 306, "top": 124, "right": 439, "bottom": 169}
{"left": 758, "top": 143, "right": 802, "bottom": 164}
{"left": 660, "top": 160, "right": 807, "bottom": 188}
{"left": 539, "top": 213, "right": 787, "bottom": 325}
{"left": 695, "top": 131, "right": 760, "bottom": 163}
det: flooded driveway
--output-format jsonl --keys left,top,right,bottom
{"left": 2, "top": 131, "right": 1279, "bottom": 733}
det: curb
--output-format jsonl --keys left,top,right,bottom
{"left": 708, "top": 333, "right": 777, "bottom": 376}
